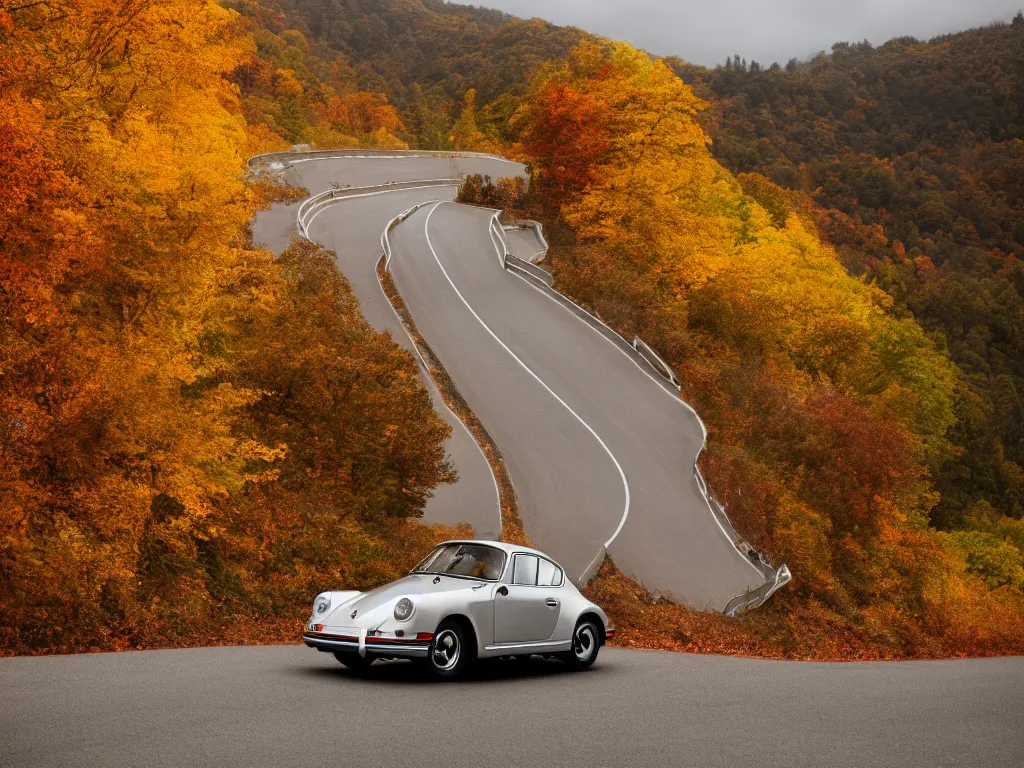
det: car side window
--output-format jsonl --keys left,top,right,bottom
{"left": 512, "top": 554, "right": 539, "bottom": 585}
{"left": 537, "top": 558, "right": 563, "bottom": 587}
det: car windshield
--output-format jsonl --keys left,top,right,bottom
{"left": 412, "top": 543, "right": 506, "bottom": 581}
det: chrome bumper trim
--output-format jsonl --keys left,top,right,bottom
{"left": 302, "top": 633, "right": 430, "bottom": 658}
{"left": 483, "top": 639, "right": 572, "bottom": 652}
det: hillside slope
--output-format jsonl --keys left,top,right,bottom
{"left": 0, "top": 0, "right": 464, "bottom": 655}
{"left": 507, "top": 40, "right": 1024, "bottom": 658}
{"left": 227, "top": 0, "right": 585, "bottom": 148}
{"left": 669, "top": 17, "right": 1024, "bottom": 534}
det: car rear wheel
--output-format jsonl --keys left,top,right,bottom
{"left": 334, "top": 652, "right": 374, "bottom": 670}
{"left": 424, "top": 620, "right": 469, "bottom": 680}
{"left": 559, "top": 618, "right": 600, "bottom": 670}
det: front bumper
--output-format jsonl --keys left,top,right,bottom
{"left": 302, "top": 630, "right": 431, "bottom": 658}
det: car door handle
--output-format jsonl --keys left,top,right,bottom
{"left": 545, "top": 598, "right": 559, "bottom": 607}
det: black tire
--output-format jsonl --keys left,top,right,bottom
{"left": 559, "top": 618, "right": 600, "bottom": 670}
{"left": 334, "top": 652, "right": 374, "bottom": 670}
{"left": 425, "top": 620, "right": 470, "bottom": 680}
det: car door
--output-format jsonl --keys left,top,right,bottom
{"left": 493, "top": 554, "right": 563, "bottom": 644}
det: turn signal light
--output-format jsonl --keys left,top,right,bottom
{"left": 415, "top": 632, "right": 434, "bottom": 641}
{"left": 310, "top": 624, "right": 323, "bottom": 632}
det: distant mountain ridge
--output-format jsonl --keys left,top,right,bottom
{"left": 229, "top": 0, "right": 586, "bottom": 148}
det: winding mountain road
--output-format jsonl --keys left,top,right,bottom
{"left": 253, "top": 151, "right": 764, "bottom": 609}
{"left": 3, "top": 647, "right": 1021, "bottom": 768}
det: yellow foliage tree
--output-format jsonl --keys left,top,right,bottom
{"left": 450, "top": 88, "right": 493, "bottom": 152}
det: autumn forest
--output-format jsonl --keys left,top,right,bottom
{"left": 2, "top": 0, "right": 1024, "bottom": 658}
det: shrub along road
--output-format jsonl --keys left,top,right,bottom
{"left": 2, "top": 646, "right": 1021, "bottom": 767}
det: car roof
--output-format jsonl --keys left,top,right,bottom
{"left": 437, "top": 539, "right": 556, "bottom": 561}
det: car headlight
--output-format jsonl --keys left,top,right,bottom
{"left": 394, "top": 597, "right": 414, "bottom": 621}
{"left": 313, "top": 594, "right": 332, "bottom": 617}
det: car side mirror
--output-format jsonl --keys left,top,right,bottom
{"left": 496, "top": 585, "right": 509, "bottom": 597}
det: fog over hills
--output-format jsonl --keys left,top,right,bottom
{"left": 468, "top": 0, "right": 1023, "bottom": 65}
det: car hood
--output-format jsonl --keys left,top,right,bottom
{"left": 324, "top": 574, "right": 485, "bottom": 625}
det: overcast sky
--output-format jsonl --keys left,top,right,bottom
{"left": 471, "top": 1, "right": 1022, "bottom": 66}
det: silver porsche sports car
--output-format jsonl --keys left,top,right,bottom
{"left": 302, "top": 539, "right": 615, "bottom": 679}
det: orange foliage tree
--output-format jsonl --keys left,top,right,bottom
{"left": 231, "top": 21, "right": 407, "bottom": 150}
{"left": 0, "top": 0, "right": 455, "bottom": 654}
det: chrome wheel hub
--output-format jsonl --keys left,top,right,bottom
{"left": 432, "top": 629, "right": 460, "bottom": 670}
{"left": 573, "top": 624, "right": 596, "bottom": 662}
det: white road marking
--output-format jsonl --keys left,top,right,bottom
{"left": 419, "top": 202, "right": 632, "bottom": 552}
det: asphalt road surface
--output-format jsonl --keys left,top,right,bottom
{"left": 389, "top": 201, "right": 763, "bottom": 608}
{"left": 3, "top": 646, "right": 1021, "bottom": 768}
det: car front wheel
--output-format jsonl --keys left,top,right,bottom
{"left": 559, "top": 618, "right": 600, "bottom": 670}
{"left": 424, "top": 620, "right": 469, "bottom": 680}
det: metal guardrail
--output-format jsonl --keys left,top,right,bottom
{"left": 489, "top": 216, "right": 511, "bottom": 268}
{"left": 505, "top": 253, "right": 554, "bottom": 287}
{"left": 502, "top": 218, "right": 549, "bottom": 263}
{"left": 700, "top": 478, "right": 776, "bottom": 580}
{"left": 633, "top": 336, "right": 681, "bottom": 389}
{"left": 289, "top": 177, "right": 447, "bottom": 275}
{"left": 381, "top": 201, "right": 442, "bottom": 269}
{"left": 297, "top": 179, "right": 459, "bottom": 238}
{"left": 724, "top": 564, "right": 792, "bottom": 617}
{"left": 502, "top": 255, "right": 681, "bottom": 395}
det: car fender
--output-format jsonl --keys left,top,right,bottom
{"left": 374, "top": 587, "right": 495, "bottom": 652}
{"left": 313, "top": 590, "right": 361, "bottom": 625}
{"left": 554, "top": 588, "right": 610, "bottom": 643}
